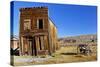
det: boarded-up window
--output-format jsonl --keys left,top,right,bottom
{"left": 24, "top": 19, "right": 31, "bottom": 30}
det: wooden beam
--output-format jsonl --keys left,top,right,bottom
{"left": 21, "top": 36, "right": 24, "bottom": 56}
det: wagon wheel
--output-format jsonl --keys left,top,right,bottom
{"left": 85, "top": 46, "right": 92, "bottom": 55}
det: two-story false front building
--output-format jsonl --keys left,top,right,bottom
{"left": 19, "top": 7, "right": 59, "bottom": 56}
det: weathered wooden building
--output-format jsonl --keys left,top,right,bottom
{"left": 11, "top": 36, "right": 19, "bottom": 50}
{"left": 11, "top": 36, "right": 19, "bottom": 55}
{"left": 19, "top": 7, "right": 59, "bottom": 56}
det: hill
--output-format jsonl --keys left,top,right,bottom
{"left": 58, "top": 34, "right": 97, "bottom": 46}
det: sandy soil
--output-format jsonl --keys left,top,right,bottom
{"left": 13, "top": 45, "right": 97, "bottom": 66}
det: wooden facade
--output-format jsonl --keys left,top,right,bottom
{"left": 19, "top": 7, "right": 59, "bottom": 56}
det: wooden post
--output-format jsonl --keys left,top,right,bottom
{"left": 29, "top": 40, "right": 32, "bottom": 55}
{"left": 27, "top": 38, "right": 29, "bottom": 55}
{"left": 35, "top": 36, "right": 38, "bottom": 56}
{"left": 21, "top": 36, "right": 24, "bottom": 56}
{"left": 32, "top": 37, "right": 35, "bottom": 56}
{"left": 44, "top": 36, "right": 48, "bottom": 50}
{"left": 28, "top": 39, "right": 32, "bottom": 56}
{"left": 40, "top": 36, "right": 44, "bottom": 50}
{"left": 27, "top": 39, "right": 32, "bottom": 56}
{"left": 19, "top": 36, "right": 22, "bottom": 56}
{"left": 43, "top": 36, "right": 46, "bottom": 50}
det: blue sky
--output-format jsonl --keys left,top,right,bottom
{"left": 11, "top": 1, "right": 97, "bottom": 38}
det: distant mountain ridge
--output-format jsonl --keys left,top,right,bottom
{"left": 58, "top": 34, "right": 97, "bottom": 42}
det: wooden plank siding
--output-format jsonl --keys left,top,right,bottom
{"left": 19, "top": 7, "right": 59, "bottom": 56}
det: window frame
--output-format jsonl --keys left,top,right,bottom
{"left": 37, "top": 19, "right": 44, "bottom": 29}
{"left": 24, "top": 19, "right": 31, "bottom": 30}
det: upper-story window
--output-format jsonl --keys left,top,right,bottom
{"left": 37, "top": 19, "right": 44, "bottom": 29}
{"left": 24, "top": 19, "right": 31, "bottom": 30}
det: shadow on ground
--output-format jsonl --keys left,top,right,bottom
{"left": 61, "top": 53, "right": 77, "bottom": 55}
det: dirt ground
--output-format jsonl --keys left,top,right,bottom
{"left": 13, "top": 45, "right": 97, "bottom": 66}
